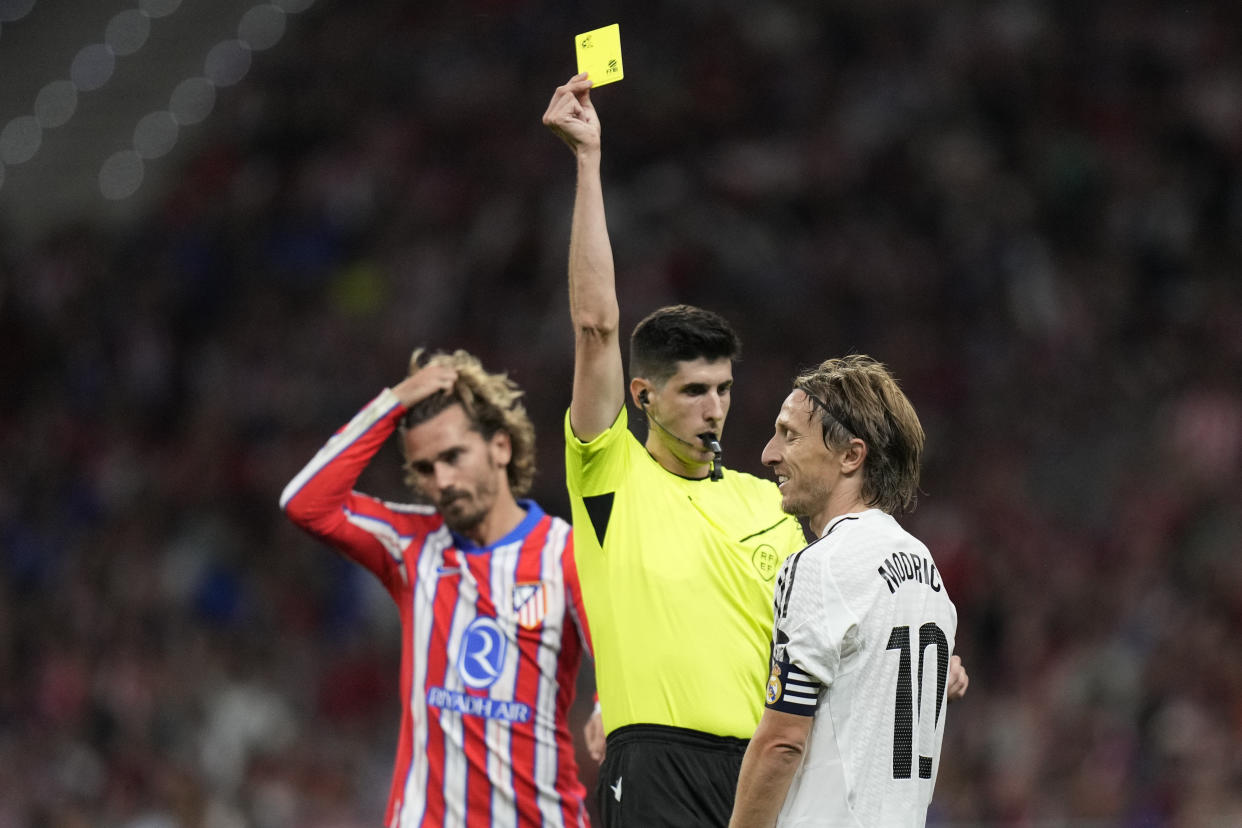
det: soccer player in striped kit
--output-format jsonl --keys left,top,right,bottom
{"left": 281, "top": 349, "right": 593, "bottom": 828}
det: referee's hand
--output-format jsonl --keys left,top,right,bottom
{"left": 583, "top": 709, "right": 605, "bottom": 763}
{"left": 947, "top": 655, "right": 969, "bottom": 702}
{"left": 543, "top": 73, "right": 601, "bottom": 157}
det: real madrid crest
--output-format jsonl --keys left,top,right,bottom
{"left": 766, "top": 675, "right": 782, "bottom": 704}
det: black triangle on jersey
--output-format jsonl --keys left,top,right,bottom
{"left": 582, "top": 492, "right": 615, "bottom": 547}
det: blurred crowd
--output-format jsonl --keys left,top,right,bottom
{"left": 2, "top": 0, "right": 1241, "bottom": 825}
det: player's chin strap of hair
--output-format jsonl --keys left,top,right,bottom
{"left": 800, "top": 386, "right": 866, "bottom": 446}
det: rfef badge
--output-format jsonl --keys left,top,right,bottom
{"left": 752, "top": 544, "right": 779, "bottom": 581}
{"left": 575, "top": 24, "right": 624, "bottom": 86}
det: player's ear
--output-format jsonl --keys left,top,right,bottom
{"left": 840, "top": 439, "right": 867, "bottom": 474}
{"left": 489, "top": 429, "right": 513, "bottom": 467}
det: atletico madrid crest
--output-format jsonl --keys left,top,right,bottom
{"left": 513, "top": 581, "right": 550, "bottom": 630}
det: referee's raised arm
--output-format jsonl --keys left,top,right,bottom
{"left": 543, "top": 73, "right": 625, "bottom": 443}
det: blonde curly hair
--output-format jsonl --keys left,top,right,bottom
{"left": 398, "top": 348, "right": 536, "bottom": 498}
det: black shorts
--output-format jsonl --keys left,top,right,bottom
{"left": 596, "top": 724, "right": 749, "bottom": 828}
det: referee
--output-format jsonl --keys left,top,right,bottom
{"left": 544, "top": 75, "right": 809, "bottom": 827}
{"left": 544, "top": 75, "right": 967, "bottom": 826}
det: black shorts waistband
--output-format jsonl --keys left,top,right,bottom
{"left": 605, "top": 723, "right": 749, "bottom": 755}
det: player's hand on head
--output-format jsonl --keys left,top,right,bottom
{"left": 392, "top": 364, "right": 458, "bottom": 409}
{"left": 947, "top": 654, "right": 969, "bottom": 702}
{"left": 543, "top": 73, "right": 601, "bottom": 154}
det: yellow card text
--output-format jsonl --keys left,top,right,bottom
{"left": 575, "top": 24, "right": 624, "bottom": 86}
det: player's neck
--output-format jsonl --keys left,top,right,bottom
{"left": 464, "top": 494, "right": 528, "bottom": 547}
{"left": 811, "top": 492, "right": 872, "bottom": 538}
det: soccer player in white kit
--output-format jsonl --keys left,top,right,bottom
{"left": 730, "top": 355, "right": 960, "bottom": 828}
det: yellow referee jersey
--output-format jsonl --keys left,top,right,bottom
{"left": 565, "top": 407, "right": 808, "bottom": 739}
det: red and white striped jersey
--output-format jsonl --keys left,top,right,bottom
{"left": 280, "top": 389, "right": 593, "bottom": 828}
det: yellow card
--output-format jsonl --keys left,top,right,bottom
{"left": 575, "top": 24, "right": 624, "bottom": 86}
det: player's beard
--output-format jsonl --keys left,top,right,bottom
{"left": 779, "top": 473, "right": 829, "bottom": 522}
{"left": 438, "top": 463, "right": 501, "bottom": 535}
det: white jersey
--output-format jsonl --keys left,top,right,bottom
{"left": 764, "top": 509, "right": 958, "bottom": 827}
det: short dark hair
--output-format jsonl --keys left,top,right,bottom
{"left": 629, "top": 305, "right": 742, "bottom": 385}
